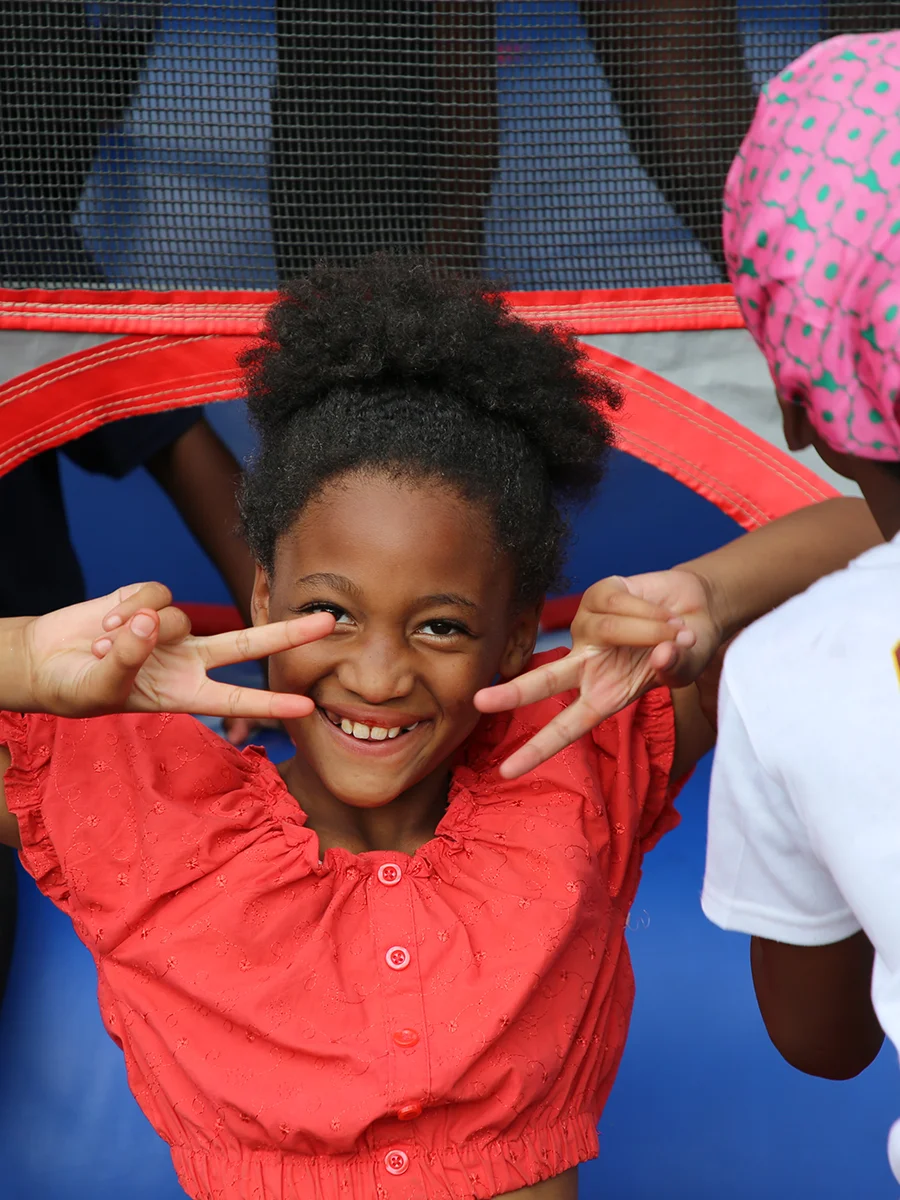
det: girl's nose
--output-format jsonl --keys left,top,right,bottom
{"left": 335, "top": 633, "right": 415, "bottom": 703}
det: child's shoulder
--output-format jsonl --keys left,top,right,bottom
{"left": 3, "top": 708, "right": 253, "bottom": 792}
{"left": 726, "top": 536, "right": 900, "bottom": 723}
{"left": 730, "top": 536, "right": 900, "bottom": 674}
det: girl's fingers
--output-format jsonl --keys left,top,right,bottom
{"left": 101, "top": 582, "right": 174, "bottom": 631}
{"left": 575, "top": 614, "right": 692, "bottom": 651}
{"left": 580, "top": 579, "right": 675, "bottom": 623}
{"left": 92, "top": 604, "right": 191, "bottom": 659}
{"left": 184, "top": 680, "right": 316, "bottom": 721}
{"left": 156, "top": 605, "right": 193, "bottom": 645}
{"left": 197, "top": 612, "right": 336, "bottom": 669}
{"left": 474, "top": 650, "right": 584, "bottom": 713}
{"left": 91, "top": 610, "right": 161, "bottom": 700}
{"left": 645, "top": 638, "right": 703, "bottom": 688}
{"left": 497, "top": 696, "right": 606, "bottom": 780}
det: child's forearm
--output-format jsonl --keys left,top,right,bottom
{"left": 0, "top": 618, "right": 34, "bottom": 713}
{"left": 682, "top": 498, "right": 882, "bottom": 641}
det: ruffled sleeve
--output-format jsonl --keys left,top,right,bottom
{"left": 590, "top": 686, "right": 683, "bottom": 856}
{"left": 0, "top": 709, "right": 285, "bottom": 952}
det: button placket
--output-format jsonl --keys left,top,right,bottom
{"left": 367, "top": 861, "right": 430, "bottom": 1133}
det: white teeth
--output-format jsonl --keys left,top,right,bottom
{"left": 327, "top": 711, "right": 417, "bottom": 741}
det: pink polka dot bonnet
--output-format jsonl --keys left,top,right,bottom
{"left": 724, "top": 32, "right": 900, "bottom": 460}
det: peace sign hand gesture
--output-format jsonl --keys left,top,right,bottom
{"left": 18, "top": 582, "right": 334, "bottom": 720}
{"left": 474, "top": 569, "right": 721, "bottom": 780}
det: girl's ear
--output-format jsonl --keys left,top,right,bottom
{"left": 498, "top": 604, "right": 542, "bottom": 680}
{"left": 251, "top": 564, "right": 272, "bottom": 627}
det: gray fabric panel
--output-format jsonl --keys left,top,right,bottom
{"left": 0, "top": 329, "right": 118, "bottom": 388}
{"left": 584, "top": 329, "right": 858, "bottom": 497}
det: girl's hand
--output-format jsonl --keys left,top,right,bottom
{"left": 22, "top": 582, "right": 334, "bottom": 720}
{"left": 474, "top": 569, "right": 721, "bottom": 779}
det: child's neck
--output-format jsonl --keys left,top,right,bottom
{"left": 279, "top": 756, "right": 452, "bottom": 857}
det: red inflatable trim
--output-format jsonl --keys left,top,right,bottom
{"left": 0, "top": 334, "right": 249, "bottom": 477}
{"left": 585, "top": 345, "right": 837, "bottom": 530}
{"left": 177, "top": 602, "right": 245, "bottom": 637}
{"left": 0, "top": 334, "right": 836, "bottom": 633}
{"left": 0, "top": 284, "right": 743, "bottom": 337}
{"left": 506, "top": 285, "right": 744, "bottom": 334}
{"left": 0, "top": 334, "right": 834, "bottom": 509}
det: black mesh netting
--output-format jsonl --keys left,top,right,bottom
{"left": 1, "top": 2, "right": 898, "bottom": 292}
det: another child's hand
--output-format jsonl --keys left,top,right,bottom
{"left": 22, "top": 581, "right": 334, "bottom": 720}
{"left": 474, "top": 569, "right": 721, "bottom": 779}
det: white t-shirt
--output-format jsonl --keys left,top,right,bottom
{"left": 701, "top": 532, "right": 900, "bottom": 1181}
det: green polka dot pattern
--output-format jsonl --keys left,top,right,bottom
{"left": 724, "top": 33, "right": 900, "bottom": 461}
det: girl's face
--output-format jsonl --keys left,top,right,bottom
{"left": 252, "top": 471, "right": 539, "bottom": 810}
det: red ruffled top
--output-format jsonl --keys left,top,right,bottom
{"left": 2, "top": 652, "right": 680, "bottom": 1200}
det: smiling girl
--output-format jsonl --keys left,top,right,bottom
{"left": 0, "top": 258, "right": 882, "bottom": 1199}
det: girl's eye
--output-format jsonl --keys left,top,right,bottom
{"left": 295, "top": 602, "right": 352, "bottom": 624}
{"left": 419, "top": 619, "right": 467, "bottom": 638}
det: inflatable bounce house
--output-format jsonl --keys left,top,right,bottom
{"left": 0, "top": 3, "right": 897, "bottom": 1197}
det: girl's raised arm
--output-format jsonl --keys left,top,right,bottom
{"left": 476, "top": 497, "right": 882, "bottom": 780}
{"left": 0, "top": 583, "right": 335, "bottom": 848}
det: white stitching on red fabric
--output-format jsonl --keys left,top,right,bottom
{"left": 0, "top": 335, "right": 223, "bottom": 409}
{"left": 0, "top": 380, "right": 241, "bottom": 473}
{"left": 599, "top": 364, "right": 830, "bottom": 505}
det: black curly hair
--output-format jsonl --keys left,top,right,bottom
{"left": 240, "top": 256, "right": 623, "bottom": 605}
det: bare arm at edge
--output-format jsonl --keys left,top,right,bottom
{"left": 751, "top": 932, "right": 884, "bottom": 1080}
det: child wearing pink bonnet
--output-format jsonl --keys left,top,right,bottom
{"left": 703, "top": 30, "right": 900, "bottom": 1184}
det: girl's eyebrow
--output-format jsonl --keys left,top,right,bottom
{"left": 294, "top": 572, "right": 362, "bottom": 598}
{"left": 418, "top": 593, "right": 477, "bottom": 611}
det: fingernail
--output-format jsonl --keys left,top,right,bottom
{"left": 131, "top": 613, "right": 155, "bottom": 638}
{"left": 102, "top": 614, "right": 123, "bottom": 631}
{"left": 675, "top": 629, "right": 695, "bottom": 646}
{"left": 93, "top": 638, "right": 112, "bottom": 658}
{"left": 667, "top": 616, "right": 686, "bottom": 627}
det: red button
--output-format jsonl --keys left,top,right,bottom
{"left": 385, "top": 945, "right": 411, "bottom": 971}
{"left": 392, "top": 1028, "right": 419, "bottom": 1047}
{"left": 377, "top": 863, "right": 402, "bottom": 886}
{"left": 384, "top": 1149, "right": 409, "bottom": 1176}
{"left": 396, "top": 1103, "right": 422, "bottom": 1122}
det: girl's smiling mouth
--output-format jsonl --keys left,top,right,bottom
{"left": 314, "top": 704, "right": 432, "bottom": 756}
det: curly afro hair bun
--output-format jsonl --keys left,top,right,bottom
{"left": 241, "top": 256, "right": 623, "bottom": 603}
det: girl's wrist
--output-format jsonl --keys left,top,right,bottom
{"left": 0, "top": 617, "right": 38, "bottom": 712}
{"left": 677, "top": 564, "right": 732, "bottom": 646}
